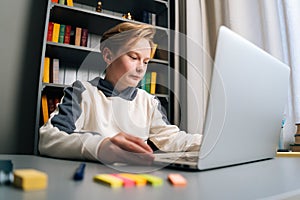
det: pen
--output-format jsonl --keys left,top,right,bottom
{"left": 73, "top": 163, "right": 86, "bottom": 181}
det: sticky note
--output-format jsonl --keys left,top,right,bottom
{"left": 138, "top": 174, "right": 163, "bottom": 187}
{"left": 111, "top": 174, "right": 135, "bottom": 187}
{"left": 168, "top": 174, "right": 187, "bottom": 186}
{"left": 117, "top": 173, "right": 147, "bottom": 186}
{"left": 94, "top": 174, "right": 123, "bottom": 188}
{"left": 13, "top": 169, "right": 48, "bottom": 191}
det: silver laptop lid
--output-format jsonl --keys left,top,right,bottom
{"left": 198, "top": 26, "right": 290, "bottom": 170}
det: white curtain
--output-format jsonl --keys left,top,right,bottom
{"left": 186, "top": 0, "right": 300, "bottom": 148}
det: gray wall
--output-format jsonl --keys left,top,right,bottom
{"left": 0, "top": 0, "right": 47, "bottom": 153}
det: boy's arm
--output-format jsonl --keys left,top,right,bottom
{"left": 149, "top": 98, "right": 203, "bottom": 152}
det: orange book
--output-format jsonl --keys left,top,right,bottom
{"left": 41, "top": 94, "right": 49, "bottom": 124}
{"left": 51, "top": 0, "right": 59, "bottom": 3}
{"left": 75, "top": 27, "right": 82, "bottom": 46}
{"left": 43, "top": 57, "right": 50, "bottom": 83}
{"left": 66, "top": 0, "right": 73, "bottom": 6}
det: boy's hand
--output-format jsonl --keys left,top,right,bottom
{"left": 97, "top": 132, "right": 154, "bottom": 165}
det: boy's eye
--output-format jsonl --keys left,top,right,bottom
{"left": 129, "top": 54, "right": 137, "bottom": 59}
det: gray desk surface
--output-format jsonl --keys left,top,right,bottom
{"left": 1, "top": 155, "right": 300, "bottom": 200}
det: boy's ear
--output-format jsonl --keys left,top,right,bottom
{"left": 102, "top": 47, "right": 113, "bottom": 64}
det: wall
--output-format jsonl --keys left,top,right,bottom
{"left": 0, "top": 0, "right": 47, "bottom": 153}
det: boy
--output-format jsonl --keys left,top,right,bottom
{"left": 39, "top": 22, "right": 202, "bottom": 165}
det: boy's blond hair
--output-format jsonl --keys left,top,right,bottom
{"left": 100, "top": 22, "right": 156, "bottom": 56}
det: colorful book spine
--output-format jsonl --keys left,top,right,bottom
{"left": 51, "top": 0, "right": 59, "bottom": 3}
{"left": 80, "top": 28, "right": 88, "bottom": 47}
{"left": 51, "top": 58, "right": 60, "bottom": 84}
{"left": 41, "top": 94, "right": 49, "bottom": 123}
{"left": 52, "top": 23, "right": 60, "bottom": 43}
{"left": 59, "top": 0, "right": 65, "bottom": 5}
{"left": 43, "top": 57, "right": 50, "bottom": 83}
{"left": 145, "top": 72, "right": 151, "bottom": 93}
{"left": 47, "top": 22, "right": 54, "bottom": 42}
{"left": 66, "top": 0, "right": 73, "bottom": 6}
{"left": 150, "top": 72, "right": 157, "bottom": 94}
{"left": 58, "top": 24, "right": 65, "bottom": 43}
{"left": 64, "top": 25, "right": 71, "bottom": 44}
{"left": 75, "top": 27, "right": 82, "bottom": 46}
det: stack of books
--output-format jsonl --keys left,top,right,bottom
{"left": 290, "top": 123, "right": 300, "bottom": 151}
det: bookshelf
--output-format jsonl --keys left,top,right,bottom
{"left": 34, "top": 0, "right": 173, "bottom": 154}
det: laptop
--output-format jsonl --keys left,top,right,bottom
{"left": 154, "top": 26, "right": 290, "bottom": 170}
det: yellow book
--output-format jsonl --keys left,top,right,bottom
{"left": 52, "top": 23, "right": 60, "bottom": 43}
{"left": 41, "top": 94, "right": 49, "bottom": 123}
{"left": 13, "top": 169, "right": 48, "bottom": 191}
{"left": 150, "top": 71, "right": 157, "bottom": 94}
{"left": 66, "top": 0, "right": 73, "bottom": 6}
{"left": 43, "top": 57, "right": 50, "bottom": 83}
{"left": 150, "top": 43, "right": 157, "bottom": 59}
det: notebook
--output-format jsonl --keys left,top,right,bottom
{"left": 154, "top": 26, "right": 290, "bottom": 170}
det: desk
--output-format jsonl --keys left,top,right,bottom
{"left": 1, "top": 155, "right": 300, "bottom": 200}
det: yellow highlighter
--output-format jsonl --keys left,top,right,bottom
{"left": 117, "top": 173, "right": 147, "bottom": 186}
{"left": 94, "top": 174, "right": 123, "bottom": 188}
{"left": 138, "top": 174, "right": 163, "bottom": 187}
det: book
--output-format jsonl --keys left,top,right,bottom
{"left": 41, "top": 94, "right": 49, "bottom": 124}
{"left": 296, "top": 124, "right": 300, "bottom": 134}
{"left": 88, "top": 34, "right": 101, "bottom": 49}
{"left": 52, "top": 23, "right": 60, "bottom": 43}
{"left": 66, "top": 0, "right": 73, "bottom": 6}
{"left": 150, "top": 43, "right": 157, "bottom": 59}
{"left": 290, "top": 144, "right": 300, "bottom": 152}
{"left": 75, "top": 27, "right": 82, "bottom": 46}
{"left": 51, "top": 58, "right": 60, "bottom": 84}
{"left": 295, "top": 134, "right": 300, "bottom": 144}
{"left": 59, "top": 0, "right": 65, "bottom": 5}
{"left": 51, "top": 0, "right": 59, "bottom": 3}
{"left": 58, "top": 24, "right": 65, "bottom": 43}
{"left": 64, "top": 25, "right": 71, "bottom": 44}
{"left": 80, "top": 28, "right": 88, "bottom": 47}
{"left": 47, "top": 22, "right": 54, "bottom": 42}
{"left": 43, "top": 57, "right": 50, "bottom": 83}
{"left": 150, "top": 72, "right": 157, "bottom": 94}
{"left": 145, "top": 72, "right": 151, "bottom": 93}
{"left": 47, "top": 96, "right": 60, "bottom": 114}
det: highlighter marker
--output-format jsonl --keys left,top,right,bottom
{"left": 168, "top": 174, "right": 187, "bottom": 186}
{"left": 73, "top": 163, "right": 86, "bottom": 181}
{"left": 138, "top": 174, "right": 163, "bottom": 187}
{"left": 94, "top": 174, "right": 123, "bottom": 188}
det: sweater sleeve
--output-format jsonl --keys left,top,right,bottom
{"left": 38, "top": 81, "right": 105, "bottom": 161}
{"left": 148, "top": 97, "right": 203, "bottom": 152}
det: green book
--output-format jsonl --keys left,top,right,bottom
{"left": 145, "top": 72, "right": 151, "bottom": 93}
{"left": 59, "top": 0, "right": 65, "bottom": 5}
{"left": 58, "top": 24, "right": 65, "bottom": 43}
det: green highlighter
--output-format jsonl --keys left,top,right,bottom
{"left": 138, "top": 174, "right": 163, "bottom": 187}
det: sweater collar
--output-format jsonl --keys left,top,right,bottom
{"left": 89, "top": 77, "right": 138, "bottom": 101}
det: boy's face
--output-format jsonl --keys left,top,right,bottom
{"left": 106, "top": 38, "right": 151, "bottom": 91}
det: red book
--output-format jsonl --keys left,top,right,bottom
{"left": 64, "top": 25, "right": 72, "bottom": 44}
{"left": 47, "top": 22, "right": 54, "bottom": 42}
{"left": 80, "top": 28, "right": 88, "bottom": 47}
{"left": 51, "top": 0, "right": 59, "bottom": 3}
